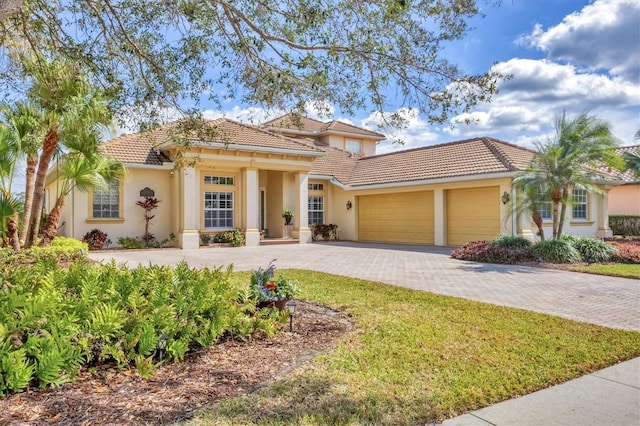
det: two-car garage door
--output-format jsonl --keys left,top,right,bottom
{"left": 357, "top": 187, "right": 500, "bottom": 245}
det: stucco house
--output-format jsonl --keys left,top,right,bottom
{"left": 45, "top": 114, "right": 617, "bottom": 248}
{"left": 607, "top": 145, "right": 640, "bottom": 216}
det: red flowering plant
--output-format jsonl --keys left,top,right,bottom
{"left": 249, "top": 259, "right": 299, "bottom": 302}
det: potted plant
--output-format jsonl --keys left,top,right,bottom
{"left": 250, "top": 259, "right": 299, "bottom": 310}
{"left": 282, "top": 208, "right": 294, "bottom": 225}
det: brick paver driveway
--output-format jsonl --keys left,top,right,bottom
{"left": 90, "top": 242, "right": 640, "bottom": 331}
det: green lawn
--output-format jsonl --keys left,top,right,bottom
{"left": 571, "top": 264, "right": 640, "bottom": 279}
{"left": 191, "top": 270, "right": 640, "bottom": 425}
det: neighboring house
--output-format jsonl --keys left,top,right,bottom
{"left": 607, "top": 145, "right": 640, "bottom": 215}
{"left": 46, "top": 114, "right": 617, "bottom": 248}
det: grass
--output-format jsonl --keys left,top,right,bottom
{"left": 571, "top": 263, "right": 640, "bottom": 279}
{"left": 189, "top": 270, "right": 640, "bottom": 425}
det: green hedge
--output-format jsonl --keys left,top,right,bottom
{"left": 0, "top": 257, "right": 284, "bottom": 396}
{"left": 609, "top": 215, "right": 640, "bottom": 236}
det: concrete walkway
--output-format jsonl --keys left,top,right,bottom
{"left": 90, "top": 242, "right": 640, "bottom": 425}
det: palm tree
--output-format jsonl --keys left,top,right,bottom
{"left": 513, "top": 112, "right": 619, "bottom": 239}
{"left": 0, "top": 101, "right": 45, "bottom": 243}
{"left": 621, "top": 130, "right": 640, "bottom": 179}
{"left": 23, "top": 57, "right": 112, "bottom": 248}
{"left": 0, "top": 101, "right": 45, "bottom": 251}
{"left": 40, "top": 153, "right": 124, "bottom": 246}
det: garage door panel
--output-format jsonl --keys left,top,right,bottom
{"left": 358, "top": 191, "right": 434, "bottom": 244}
{"left": 447, "top": 187, "right": 500, "bottom": 245}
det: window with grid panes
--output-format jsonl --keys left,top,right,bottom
{"left": 308, "top": 195, "right": 324, "bottom": 225}
{"left": 92, "top": 180, "right": 120, "bottom": 218}
{"left": 572, "top": 188, "right": 588, "bottom": 220}
{"left": 204, "top": 191, "right": 234, "bottom": 228}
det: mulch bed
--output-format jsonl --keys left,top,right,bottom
{"left": 1, "top": 302, "right": 354, "bottom": 425}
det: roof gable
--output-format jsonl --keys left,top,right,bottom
{"left": 263, "top": 113, "right": 385, "bottom": 140}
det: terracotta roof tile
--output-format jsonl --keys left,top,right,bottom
{"left": 600, "top": 145, "right": 639, "bottom": 183}
{"left": 313, "top": 137, "right": 535, "bottom": 186}
{"left": 310, "top": 146, "right": 359, "bottom": 184}
{"left": 263, "top": 113, "right": 385, "bottom": 139}
{"left": 99, "top": 118, "right": 322, "bottom": 165}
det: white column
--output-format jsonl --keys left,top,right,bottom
{"left": 294, "top": 172, "right": 311, "bottom": 243}
{"left": 243, "top": 168, "right": 260, "bottom": 246}
{"left": 179, "top": 167, "right": 200, "bottom": 249}
{"left": 434, "top": 188, "right": 445, "bottom": 246}
{"left": 596, "top": 186, "right": 613, "bottom": 238}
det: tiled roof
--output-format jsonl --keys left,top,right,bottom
{"left": 310, "top": 146, "right": 359, "bottom": 184}
{"left": 99, "top": 125, "right": 174, "bottom": 165}
{"left": 99, "top": 118, "right": 322, "bottom": 164}
{"left": 316, "top": 137, "right": 536, "bottom": 186}
{"left": 263, "top": 113, "right": 385, "bottom": 139}
{"left": 601, "top": 145, "right": 639, "bottom": 183}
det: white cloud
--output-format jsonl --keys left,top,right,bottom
{"left": 445, "top": 58, "right": 640, "bottom": 146}
{"left": 518, "top": 0, "right": 640, "bottom": 82}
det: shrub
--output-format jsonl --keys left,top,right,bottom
{"left": 534, "top": 239, "right": 581, "bottom": 263}
{"left": 82, "top": 229, "right": 110, "bottom": 250}
{"left": 0, "top": 259, "right": 283, "bottom": 395}
{"left": 310, "top": 223, "right": 338, "bottom": 241}
{"left": 492, "top": 234, "right": 532, "bottom": 249}
{"left": 117, "top": 236, "right": 144, "bottom": 249}
{"left": 212, "top": 228, "right": 245, "bottom": 246}
{"left": 607, "top": 238, "right": 640, "bottom": 264}
{"left": 609, "top": 215, "right": 640, "bottom": 236}
{"left": 572, "top": 237, "right": 615, "bottom": 263}
{"left": 451, "top": 240, "right": 536, "bottom": 264}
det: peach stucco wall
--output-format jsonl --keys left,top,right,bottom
{"left": 608, "top": 184, "right": 640, "bottom": 215}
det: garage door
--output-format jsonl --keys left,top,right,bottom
{"left": 447, "top": 187, "right": 500, "bottom": 245}
{"left": 358, "top": 191, "right": 434, "bottom": 244}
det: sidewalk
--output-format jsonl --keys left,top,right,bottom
{"left": 441, "top": 357, "right": 640, "bottom": 426}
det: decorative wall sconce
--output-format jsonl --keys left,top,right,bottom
{"left": 501, "top": 191, "right": 511, "bottom": 205}
{"left": 346, "top": 200, "right": 352, "bottom": 210}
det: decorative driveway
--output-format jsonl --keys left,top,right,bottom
{"left": 90, "top": 242, "right": 640, "bottom": 331}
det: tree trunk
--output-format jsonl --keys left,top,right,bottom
{"left": 40, "top": 195, "right": 64, "bottom": 246}
{"left": 20, "top": 154, "right": 38, "bottom": 242}
{"left": 557, "top": 187, "right": 569, "bottom": 239}
{"left": 25, "top": 127, "right": 58, "bottom": 248}
{"left": 7, "top": 211, "right": 20, "bottom": 252}
{"left": 532, "top": 211, "right": 545, "bottom": 241}
{"left": 550, "top": 188, "right": 562, "bottom": 239}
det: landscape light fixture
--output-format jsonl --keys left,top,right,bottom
{"left": 285, "top": 300, "right": 298, "bottom": 332}
{"left": 501, "top": 191, "right": 510, "bottom": 205}
{"left": 157, "top": 333, "right": 169, "bottom": 361}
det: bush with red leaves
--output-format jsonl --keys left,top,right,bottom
{"left": 607, "top": 239, "right": 640, "bottom": 264}
{"left": 451, "top": 240, "right": 536, "bottom": 264}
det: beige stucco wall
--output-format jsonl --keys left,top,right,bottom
{"left": 53, "top": 167, "right": 174, "bottom": 246}
{"left": 608, "top": 184, "right": 640, "bottom": 215}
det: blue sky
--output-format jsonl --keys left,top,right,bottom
{"left": 197, "top": 0, "right": 640, "bottom": 153}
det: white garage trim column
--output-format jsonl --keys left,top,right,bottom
{"left": 179, "top": 167, "right": 199, "bottom": 249}
{"left": 242, "top": 168, "right": 260, "bottom": 246}
{"left": 434, "top": 189, "right": 445, "bottom": 246}
{"left": 293, "top": 172, "right": 311, "bottom": 243}
{"left": 596, "top": 186, "right": 613, "bottom": 238}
